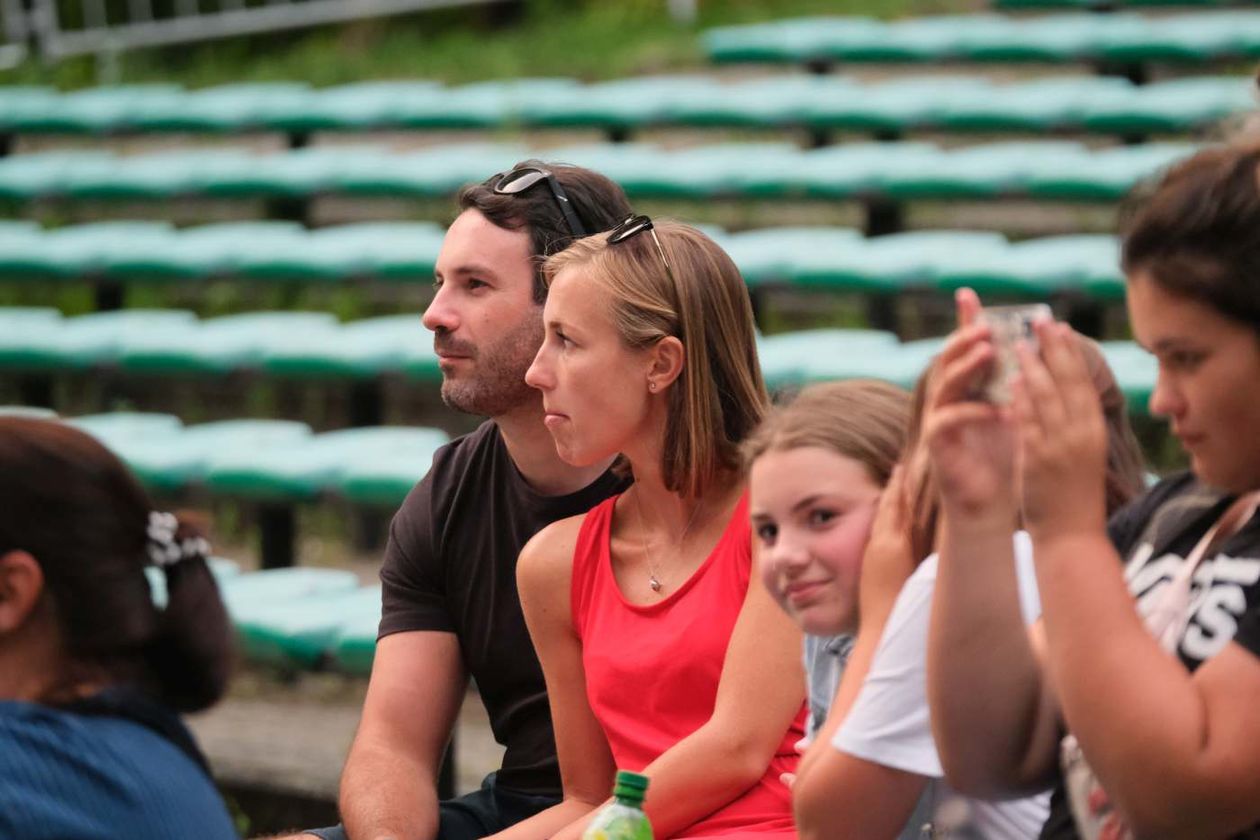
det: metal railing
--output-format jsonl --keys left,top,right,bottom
{"left": 18, "top": 0, "right": 512, "bottom": 63}
{"left": 1, "top": 0, "right": 29, "bottom": 69}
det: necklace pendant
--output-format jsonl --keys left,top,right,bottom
{"left": 649, "top": 575, "right": 662, "bottom": 593}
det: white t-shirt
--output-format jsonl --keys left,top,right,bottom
{"left": 833, "top": 531, "right": 1051, "bottom": 840}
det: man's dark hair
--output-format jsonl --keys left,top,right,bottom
{"left": 457, "top": 160, "right": 633, "bottom": 304}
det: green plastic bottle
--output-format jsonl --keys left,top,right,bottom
{"left": 581, "top": 770, "right": 653, "bottom": 840}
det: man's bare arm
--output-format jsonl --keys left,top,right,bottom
{"left": 339, "top": 631, "right": 468, "bottom": 840}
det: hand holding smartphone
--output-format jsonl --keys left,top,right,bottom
{"left": 976, "top": 303, "right": 1052, "bottom": 404}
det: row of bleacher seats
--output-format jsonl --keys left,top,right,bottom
{"left": 994, "top": 0, "right": 1253, "bottom": 11}
{"left": 156, "top": 557, "right": 381, "bottom": 674}
{"left": 3, "top": 320, "right": 1157, "bottom": 414}
{"left": 703, "top": 11, "right": 1260, "bottom": 67}
{"left": 0, "top": 74, "right": 1251, "bottom": 140}
{"left": 0, "top": 140, "right": 1197, "bottom": 207}
{"left": 0, "top": 224, "right": 1127, "bottom": 301}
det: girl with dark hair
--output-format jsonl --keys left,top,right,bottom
{"left": 0, "top": 416, "right": 238, "bottom": 840}
{"left": 927, "top": 141, "right": 1260, "bottom": 840}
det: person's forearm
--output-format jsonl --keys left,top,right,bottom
{"left": 928, "top": 511, "right": 1056, "bottom": 795}
{"left": 339, "top": 738, "right": 439, "bottom": 840}
{"left": 1033, "top": 531, "right": 1247, "bottom": 837}
{"left": 633, "top": 725, "right": 775, "bottom": 837}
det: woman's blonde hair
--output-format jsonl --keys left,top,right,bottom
{"left": 743, "top": 380, "right": 912, "bottom": 488}
{"left": 544, "top": 220, "right": 768, "bottom": 498}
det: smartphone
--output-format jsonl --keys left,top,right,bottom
{"left": 977, "top": 303, "right": 1052, "bottom": 404}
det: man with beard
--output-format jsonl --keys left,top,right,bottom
{"left": 283, "top": 163, "right": 633, "bottom": 840}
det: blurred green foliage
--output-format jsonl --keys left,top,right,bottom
{"left": 1, "top": 0, "right": 978, "bottom": 89}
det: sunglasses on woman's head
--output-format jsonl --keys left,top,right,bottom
{"left": 608, "top": 214, "right": 675, "bottom": 282}
{"left": 493, "top": 167, "right": 587, "bottom": 238}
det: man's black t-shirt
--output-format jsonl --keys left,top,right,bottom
{"left": 1040, "top": 472, "right": 1260, "bottom": 839}
{"left": 378, "top": 420, "right": 627, "bottom": 797}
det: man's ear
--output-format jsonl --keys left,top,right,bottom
{"left": 646, "top": 336, "right": 686, "bottom": 392}
{"left": 0, "top": 551, "right": 44, "bottom": 634}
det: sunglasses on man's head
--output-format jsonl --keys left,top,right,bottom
{"left": 608, "top": 214, "right": 674, "bottom": 281}
{"left": 493, "top": 167, "right": 587, "bottom": 238}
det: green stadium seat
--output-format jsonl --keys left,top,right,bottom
{"left": 1080, "top": 76, "right": 1257, "bottom": 134}
{"left": 114, "top": 418, "right": 313, "bottom": 494}
{"left": 331, "top": 607, "right": 381, "bottom": 675}
{"left": 933, "top": 76, "right": 1134, "bottom": 133}
{"left": 883, "top": 141, "right": 1092, "bottom": 199}
{"left": 203, "top": 425, "right": 446, "bottom": 504}
{"left": 6, "top": 85, "right": 184, "bottom": 134}
{"left": 261, "top": 314, "right": 435, "bottom": 380}
{"left": 0, "top": 87, "right": 59, "bottom": 133}
{"left": 787, "top": 142, "right": 943, "bottom": 200}
{"left": 1102, "top": 11, "right": 1260, "bottom": 62}
{"left": 797, "top": 336, "right": 945, "bottom": 388}
{"left": 233, "top": 221, "right": 445, "bottom": 282}
{"left": 102, "top": 221, "right": 307, "bottom": 281}
{"left": 0, "top": 150, "right": 113, "bottom": 200}
{"left": 332, "top": 427, "right": 449, "bottom": 507}
{"left": 1025, "top": 141, "right": 1196, "bottom": 200}
{"left": 0, "top": 309, "right": 196, "bottom": 371}
{"left": 1100, "top": 341, "right": 1157, "bottom": 411}
{"left": 62, "top": 149, "right": 254, "bottom": 200}
{"left": 726, "top": 227, "right": 864, "bottom": 286}
{"left": 266, "top": 80, "right": 446, "bottom": 133}
{"left": 521, "top": 75, "right": 722, "bottom": 130}
{"left": 343, "top": 142, "right": 528, "bottom": 197}
{"left": 810, "top": 76, "right": 992, "bottom": 133}
{"left": 665, "top": 75, "right": 842, "bottom": 130}
{"left": 71, "top": 411, "right": 185, "bottom": 445}
{"left": 0, "top": 221, "right": 175, "bottom": 279}
{"left": 933, "top": 234, "right": 1122, "bottom": 296}
{"left": 793, "top": 230, "right": 1011, "bottom": 292}
{"left": 705, "top": 17, "right": 887, "bottom": 64}
{"left": 759, "top": 328, "right": 901, "bottom": 388}
{"left": 219, "top": 566, "right": 361, "bottom": 618}
{"left": 234, "top": 584, "right": 382, "bottom": 669}
{"left": 127, "top": 82, "right": 315, "bottom": 133}
{"left": 703, "top": 11, "right": 1260, "bottom": 66}
{"left": 114, "top": 311, "right": 341, "bottom": 375}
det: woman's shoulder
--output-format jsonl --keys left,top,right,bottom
{"left": 519, "top": 497, "right": 618, "bottom": 586}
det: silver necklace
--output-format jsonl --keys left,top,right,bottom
{"left": 633, "top": 490, "right": 704, "bottom": 594}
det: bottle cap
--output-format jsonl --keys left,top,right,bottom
{"left": 613, "top": 769, "right": 649, "bottom": 803}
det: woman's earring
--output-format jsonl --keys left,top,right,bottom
{"left": 648, "top": 382, "right": 657, "bottom": 392}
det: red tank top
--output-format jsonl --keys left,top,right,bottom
{"left": 571, "top": 493, "right": 805, "bottom": 839}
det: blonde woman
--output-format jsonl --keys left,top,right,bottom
{"left": 494, "top": 216, "right": 806, "bottom": 840}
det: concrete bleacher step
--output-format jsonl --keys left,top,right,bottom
{"left": 0, "top": 73, "right": 1251, "bottom": 138}
{"left": 0, "top": 139, "right": 1203, "bottom": 205}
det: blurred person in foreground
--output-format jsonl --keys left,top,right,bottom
{"left": 0, "top": 416, "right": 238, "bottom": 840}
{"left": 273, "top": 163, "right": 633, "bottom": 840}
{"left": 927, "top": 141, "right": 1260, "bottom": 839}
